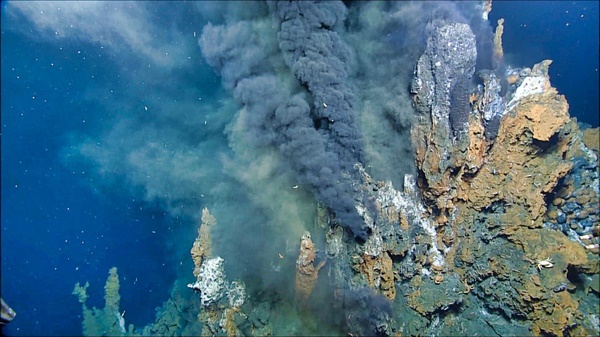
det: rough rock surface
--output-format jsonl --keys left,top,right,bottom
{"left": 410, "top": 19, "right": 478, "bottom": 213}
{"left": 399, "top": 21, "right": 597, "bottom": 336}
{"left": 322, "top": 23, "right": 599, "bottom": 337}
{"left": 186, "top": 209, "right": 250, "bottom": 336}
{"left": 295, "top": 231, "right": 326, "bottom": 304}
{"left": 189, "top": 257, "right": 227, "bottom": 307}
{"left": 76, "top": 5, "right": 599, "bottom": 337}
{"left": 190, "top": 208, "right": 216, "bottom": 278}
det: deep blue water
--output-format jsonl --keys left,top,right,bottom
{"left": 1, "top": 1, "right": 598, "bottom": 337}
{"left": 490, "top": 0, "right": 599, "bottom": 127}
{"left": 0, "top": 44, "right": 175, "bottom": 334}
{"left": 0, "top": 5, "right": 192, "bottom": 336}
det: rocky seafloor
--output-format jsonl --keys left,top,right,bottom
{"left": 73, "top": 3, "right": 599, "bottom": 337}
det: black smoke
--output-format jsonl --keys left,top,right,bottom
{"left": 270, "top": 1, "right": 364, "bottom": 170}
{"left": 342, "top": 288, "right": 394, "bottom": 336}
{"left": 200, "top": 2, "right": 369, "bottom": 240}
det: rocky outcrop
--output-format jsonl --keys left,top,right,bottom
{"left": 72, "top": 267, "right": 135, "bottom": 336}
{"left": 295, "top": 231, "right": 326, "bottom": 305}
{"left": 74, "top": 5, "right": 598, "bottom": 337}
{"left": 186, "top": 209, "right": 249, "bottom": 337}
{"left": 404, "top": 16, "right": 598, "bottom": 336}
{"left": 322, "top": 15, "right": 599, "bottom": 337}
{"left": 190, "top": 208, "right": 216, "bottom": 278}
{"left": 410, "top": 19, "right": 478, "bottom": 213}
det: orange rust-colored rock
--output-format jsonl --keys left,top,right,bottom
{"left": 510, "top": 92, "right": 570, "bottom": 142}
{"left": 503, "top": 227, "right": 589, "bottom": 269}
{"left": 583, "top": 127, "right": 599, "bottom": 153}
{"left": 455, "top": 60, "right": 573, "bottom": 221}
{"left": 295, "top": 231, "right": 325, "bottom": 304}
{"left": 500, "top": 225, "right": 591, "bottom": 336}
{"left": 357, "top": 252, "right": 397, "bottom": 301}
{"left": 412, "top": 60, "right": 573, "bottom": 220}
{"left": 409, "top": 58, "right": 597, "bottom": 335}
{"left": 191, "top": 207, "right": 216, "bottom": 278}
{"left": 465, "top": 112, "right": 487, "bottom": 173}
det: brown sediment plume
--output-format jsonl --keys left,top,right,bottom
{"left": 295, "top": 231, "right": 326, "bottom": 304}
{"left": 191, "top": 207, "right": 216, "bottom": 278}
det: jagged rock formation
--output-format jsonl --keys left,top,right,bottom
{"left": 190, "top": 208, "right": 216, "bottom": 278}
{"left": 402, "top": 18, "right": 597, "bottom": 337}
{"left": 323, "top": 15, "right": 598, "bottom": 337}
{"left": 141, "top": 280, "right": 203, "bottom": 336}
{"left": 410, "top": 19, "right": 478, "bottom": 214}
{"left": 186, "top": 208, "right": 249, "bottom": 337}
{"left": 295, "top": 231, "right": 326, "bottom": 304}
{"left": 72, "top": 267, "right": 136, "bottom": 336}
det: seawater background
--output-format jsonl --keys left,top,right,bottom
{"left": 1, "top": 1, "right": 598, "bottom": 336}
{"left": 1, "top": 3, "right": 212, "bottom": 335}
{"left": 490, "top": 1, "right": 599, "bottom": 127}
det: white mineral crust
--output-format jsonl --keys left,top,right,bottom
{"left": 187, "top": 256, "right": 226, "bottom": 306}
{"left": 227, "top": 280, "right": 246, "bottom": 308}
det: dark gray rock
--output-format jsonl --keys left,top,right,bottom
{"left": 412, "top": 19, "right": 477, "bottom": 136}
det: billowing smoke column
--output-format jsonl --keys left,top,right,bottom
{"left": 269, "top": 1, "right": 364, "bottom": 170}
{"left": 199, "top": 1, "right": 368, "bottom": 240}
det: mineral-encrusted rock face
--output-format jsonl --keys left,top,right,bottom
{"left": 325, "top": 164, "right": 465, "bottom": 336}
{"left": 403, "top": 21, "right": 597, "bottom": 334}
{"left": 190, "top": 257, "right": 227, "bottom": 307}
{"left": 186, "top": 208, "right": 251, "bottom": 337}
{"left": 410, "top": 19, "right": 478, "bottom": 213}
{"left": 295, "top": 231, "right": 326, "bottom": 305}
{"left": 324, "top": 21, "right": 598, "bottom": 337}
{"left": 544, "top": 124, "right": 600, "bottom": 254}
{"left": 411, "top": 19, "right": 477, "bottom": 136}
{"left": 457, "top": 60, "right": 572, "bottom": 220}
{"left": 191, "top": 208, "right": 216, "bottom": 278}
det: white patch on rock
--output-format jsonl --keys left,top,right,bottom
{"left": 507, "top": 76, "right": 545, "bottom": 111}
{"left": 363, "top": 229, "right": 383, "bottom": 257}
{"left": 356, "top": 165, "right": 445, "bottom": 269}
{"left": 187, "top": 256, "right": 226, "bottom": 306}
{"left": 227, "top": 280, "right": 246, "bottom": 308}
